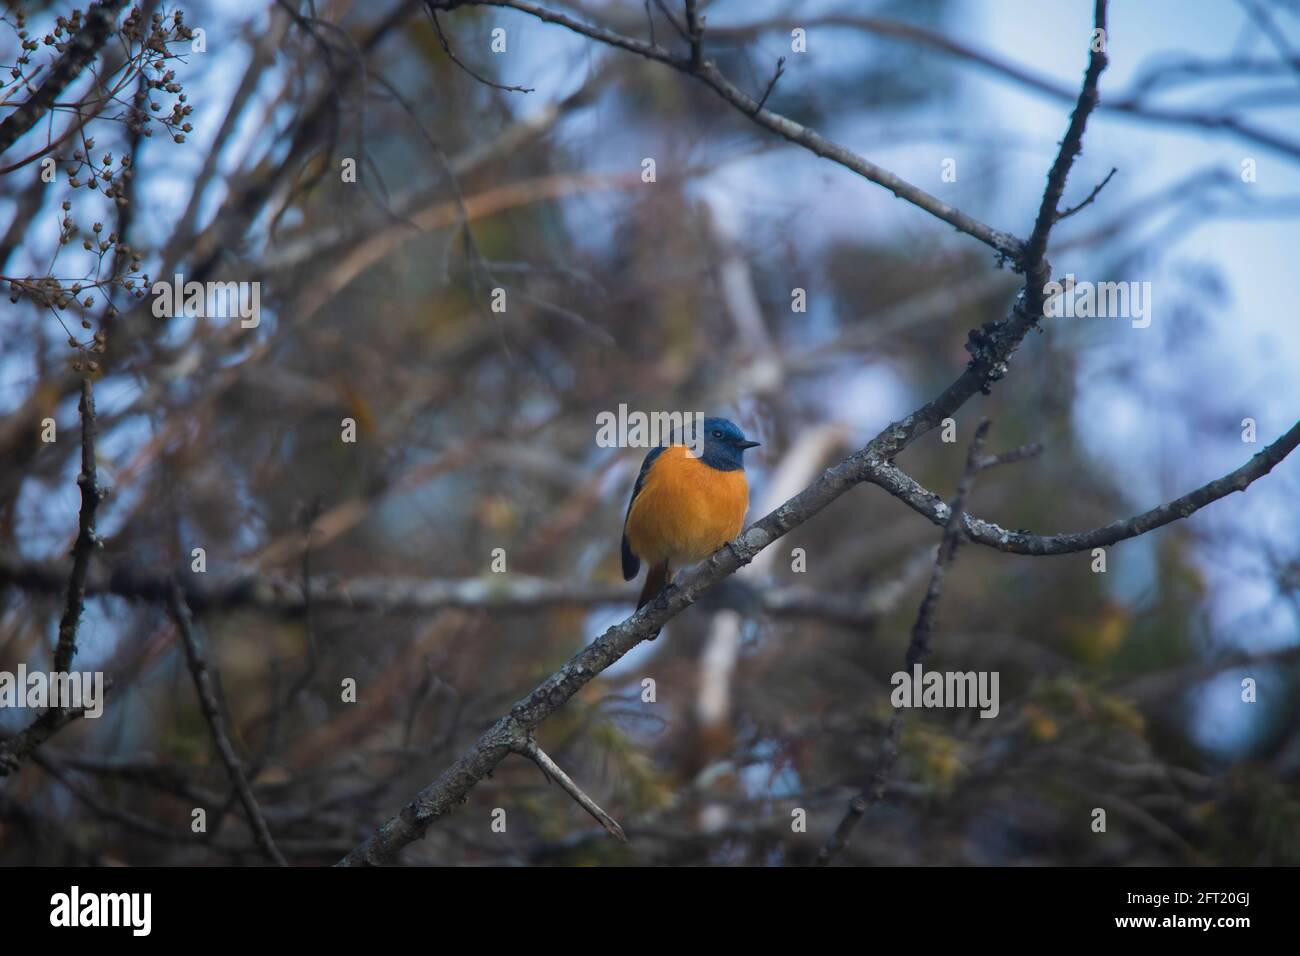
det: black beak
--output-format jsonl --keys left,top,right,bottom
{"left": 739, "top": 440, "right": 761, "bottom": 450}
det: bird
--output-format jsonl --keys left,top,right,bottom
{"left": 621, "top": 417, "right": 759, "bottom": 639}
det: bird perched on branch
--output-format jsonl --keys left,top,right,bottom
{"left": 621, "top": 417, "right": 759, "bottom": 638}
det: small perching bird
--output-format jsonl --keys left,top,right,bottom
{"left": 621, "top": 417, "right": 759, "bottom": 638}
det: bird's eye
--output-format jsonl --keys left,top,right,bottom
{"left": 712, "top": 429, "right": 723, "bottom": 439}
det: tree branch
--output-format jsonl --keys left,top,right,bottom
{"left": 334, "top": 1, "right": 1118, "bottom": 866}
{"left": 435, "top": 0, "right": 1024, "bottom": 261}
{"left": 1024, "top": 0, "right": 1110, "bottom": 267}
{"left": 516, "top": 736, "right": 626, "bottom": 842}
{"left": 752, "top": 56, "right": 786, "bottom": 115}
{"left": 866, "top": 419, "right": 1300, "bottom": 556}
{"left": 53, "top": 377, "right": 104, "bottom": 673}
{"left": 0, "top": 0, "right": 129, "bottom": 158}
{"left": 426, "top": 5, "right": 535, "bottom": 93}
{"left": 0, "top": 377, "right": 103, "bottom": 776}
{"left": 0, "top": 699, "right": 99, "bottom": 777}
{"left": 683, "top": 0, "right": 703, "bottom": 69}
{"left": 0, "top": 560, "right": 898, "bottom": 629}
{"left": 706, "top": 14, "right": 1300, "bottom": 161}
{"left": 167, "top": 583, "right": 287, "bottom": 867}
{"left": 816, "top": 421, "right": 991, "bottom": 865}
{"left": 1055, "top": 167, "right": 1117, "bottom": 223}
{"left": 331, "top": 306, "right": 1068, "bottom": 866}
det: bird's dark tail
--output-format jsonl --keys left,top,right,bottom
{"left": 637, "top": 561, "right": 670, "bottom": 640}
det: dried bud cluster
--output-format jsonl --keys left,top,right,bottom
{"left": 1, "top": 4, "right": 199, "bottom": 373}
{"left": 4, "top": 6, "right": 197, "bottom": 144}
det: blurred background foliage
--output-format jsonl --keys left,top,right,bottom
{"left": 1, "top": 0, "right": 1298, "bottom": 865}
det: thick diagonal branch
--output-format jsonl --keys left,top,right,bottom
{"left": 332, "top": 314, "right": 1060, "bottom": 865}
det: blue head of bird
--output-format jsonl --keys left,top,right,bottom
{"left": 696, "top": 417, "right": 760, "bottom": 471}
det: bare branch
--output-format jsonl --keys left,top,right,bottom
{"left": 331, "top": 1, "right": 1132, "bottom": 866}
{"left": 516, "top": 736, "right": 627, "bottom": 842}
{"left": 707, "top": 13, "right": 1300, "bottom": 160}
{"left": 166, "top": 583, "right": 287, "bottom": 867}
{"left": 53, "top": 378, "right": 103, "bottom": 673}
{"left": 438, "top": 0, "right": 1024, "bottom": 260}
{"left": 0, "top": 0, "right": 129, "bottom": 158}
{"left": 0, "top": 699, "right": 99, "bottom": 777}
{"left": 683, "top": 0, "right": 703, "bottom": 69}
{"left": 425, "top": 4, "right": 535, "bottom": 93}
{"left": 332, "top": 320, "right": 1054, "bottom": 866}
{"left": 0, "top": 377, "right": 103, "bottom": 776}
{"left": 1235, "top": 0, "right": 1300, "bottom": 87}
{"left": 0, "top": 559, "right": 899, "bottom": 629}
{"left": 1023, "top": 0, "right": 1110, "bottom": 269}
{"left": 976, "top": 441, "right": 1044, "bottom": 471}
{"left": 650, "top": 0, "right": 690, "bottom": 44}
{"left": 752, "top": 56, "right": 786, "bottom": 115}
{"left": 816, "top": 421, "right": 992, "bottom": 865}
{"left": 1055, "top": 167, "right": 1117, "bottom": 223}
{"left": 869, "top": 419, "right": 1300, "bottom": 556}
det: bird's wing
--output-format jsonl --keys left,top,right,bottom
{"left": 621, "top": 444, "right": 667, "bottom": 580}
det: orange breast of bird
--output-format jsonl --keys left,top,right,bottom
{"left": 624, "top": 445, "right": 750, "bottom": 569}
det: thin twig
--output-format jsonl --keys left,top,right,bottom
{"left": 283, "top": 498, "right": 323, "bottom": 714}
{"left": 1056, "top": 167, "right": 1117, "bottom": 223}
{"left": 753, "top": 56, "right": 786, "bottom": 114}
{"left": 651, "top": 0, "right": 690, "bottom": 43}
{"left": 426, "top": 5, "right": 535, "bottom": 93}
{"left": 1235, "top": 0, "right": 1300, "bottom": 87}
{"left": 700, "top": 13, "right": 1300, "bottom": 161}
{"left": 975, "top": 441, "right": 1044, "bottom": 470}
{"left": 167, "top": 583, "right": 287, "bottom": 867}
{"left": 517, "top": 737, "right": 627, "bottom": 842}
{"left": 684, "top": 0, "right": 704, "bottom": 68}
{"left": 815, "top": 421, "right": 992, "bottom": 865}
